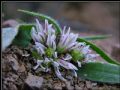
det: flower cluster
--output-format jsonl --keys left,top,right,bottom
{"left": 31, "top": 19, "right": 99, "bottom": 81}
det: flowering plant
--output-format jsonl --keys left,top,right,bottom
{"left": 4, "top": 9, "right": 119, "bottom": 84}
{"left": 31, "top": 19, "right": 99, "bottom": 81}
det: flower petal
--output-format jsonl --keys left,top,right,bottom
{"left": 33, "top": 60, "right": 43, "bottom": 70}
{"left": 38, "top": 32, "right": 45, "bottom": 42}
{"left": 53, "top": 61, "right": 59, "bottom": 67}
{"left": 62, "top": 26, "right": 66, "bottom": 35}
{"left": 54, "top": 52, "right": 58, "bottom": 58}
{"left": 65, "top": 33, "right": 78, "bottom": 47}
{"left": 52, "top": 40, "right": 56, "bottom": 50}
{"left": 44, "top": 57, "right": 51, "bottom": 63}
{"left": 71, "top": 69, "right": 77, "bottom": 77}
{"left": 36, "top": 19, "right": 43, "bottom": 32}
{"left": 63, "top": 54, "right": 72, "bottom": 60}
{"left": 35, "top": 42, "right": 46, "bottom": 54}
{"left": 53, "top": 65, "right": 66, "bottom": 81}
{"left": 77, "top": 61, "right": 81, "bottom": 67}
{"left": 31, "top": 27, "right": 39, "bottom": 42}
{"left": 67, "top": 42, "right": 77, "bottom": 50}
{"left": 82, "top": 45, "right": 91, "bottom": 54}
{"left": 85, "top": 54, "right": 99, "bottom": 61}
{"left": 46, "top": 33, "right": 51, "bottom": 46}
{"left": 51, "top": 35, "right": 56, "bottom": 49}
{"left": 58, "top": 60, "right": 78, "bottom": 70}
{"left": 45, "top": 19, "right": 49, "bottom": 32}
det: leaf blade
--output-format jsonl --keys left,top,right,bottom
{"left": 77, "top": 62, "right": 120, "bottom": 84}
{"left": 80, "top": 35, "right": 112, "bottom": 40}
{"left": 12, "top": 24, "right": 35, "bottom": 47}
{"left": 18, "top": 9, "right": 62, "bottom": 35}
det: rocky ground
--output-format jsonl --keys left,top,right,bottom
{"left": 2, "top": 44, "right": 120, "bottom": 90}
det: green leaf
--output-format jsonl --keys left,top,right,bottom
{"left": 12, "top": 24, "right": 35, "bottom": 47}
{"left": 80, "top": 35, "right": 112, "bottom": 40}
{"left": 18, "top": 9, "right": 62, "bottom": 35}
{"left": 2, "top": 27, "right": 19, "bottom": 51}
{"left": 77, "top": 38, "right": 120, "bottom": 65}
{"left": 77, "top": 62, "right": 120, "bottom": 84}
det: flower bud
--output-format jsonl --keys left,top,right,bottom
{"left": 71, "top": 50, "right": 84, "bottom": 62}
{"left": 45, "top": 47, "right": 54, "bottom": 57}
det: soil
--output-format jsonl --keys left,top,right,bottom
{"left": 2, "top": 45, "right": 120, "bottom": 90}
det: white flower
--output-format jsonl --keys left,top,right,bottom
{"left": 58, "top": 26, "right": 79, "bottom": 51}
{"left": 31, "top": 19, "right": 99, "bottom": 81}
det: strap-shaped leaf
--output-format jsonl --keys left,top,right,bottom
{"left": 80, "top": 35, "right": 112, "bottom": 40}
{"left": 77, "top": 38, "right": 120, "bottom": 65}
{"left": 77, "top": 62, "right": 120, "bottom": 84}
{"left": 18, "top": 9, "right": 61, "bottom": 35}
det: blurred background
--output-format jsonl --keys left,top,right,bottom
{"left": 2, "top": 2, "right": 120, "bottom": 61}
